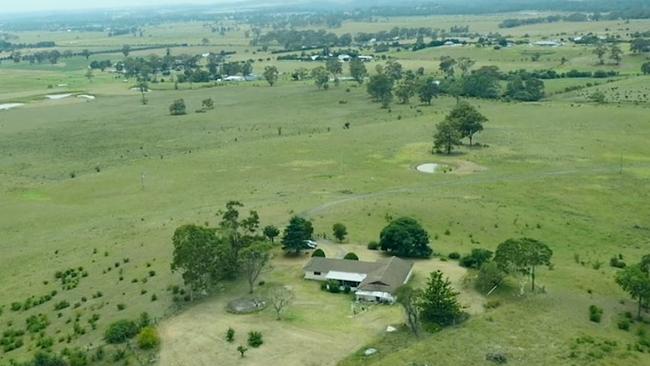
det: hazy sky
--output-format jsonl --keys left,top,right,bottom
{"left": 3, "top": 0, "right": 239, "bottom": 13}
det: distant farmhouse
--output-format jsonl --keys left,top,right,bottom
{"left": 303, "top": 257, "right": 414, "bottom": 303}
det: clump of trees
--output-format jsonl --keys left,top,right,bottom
{"left": 433, "top": 102, "right": 488, "bottom": 154}
{"left": 171, "top": 201, "right": 272, "bottom": 300}
{"left": 616, "top": 255, "right": 650, "bottom": 318}
{"left": 379, "top": 217, "right": 432, "bottom": 258}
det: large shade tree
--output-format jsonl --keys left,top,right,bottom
{"left": 494, "top": 238, "right": 553, "bottom": 293}
{"left": 171, "top": 225, "right": 220, "bottom": 300}
{"left": 446, "top": 102, "right": 488, "bottom": 146}
{"left": 379, "top": 217, "right": 432, "bottom": 258}
{"left": 433, "top": 119, "right": 462, "bottom": 155}
{"left": 616, "top": 262, "right": 650, "bottom": 318}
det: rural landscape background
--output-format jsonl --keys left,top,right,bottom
{"left": 1, "top": 0, "right": 650, "bottom": 365}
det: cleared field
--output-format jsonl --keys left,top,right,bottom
{"left": 1, "top": 9, "right": 650, "bottom": 366}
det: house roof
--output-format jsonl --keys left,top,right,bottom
{"left": 303, "top": 256, "right": 413, "bottom": 294}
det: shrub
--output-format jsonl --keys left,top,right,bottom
{"left": 116, "top": 303, "right": 126, "bottom": 311}
{"left": 343, "top": 252, "right": 359, "bottom": 261}
{"left": 589, "top": 305, "right": 603, "bottom": 323}
{"left": 476, "top": 262, "right": 504, "bottom": 293}
{"left": 226, "top": 327, "right": 235, "bottom": 343}
{"left": 26, "top": 314, "right": 49, "bottom": 333}
{"left": 367, "top": 241, "right": 379, "bottom": 250}
{"left": 486, "top": 352, "right": 508, "bottom": 364}
{"left": 247, "top": 331, "right": 263, "bottom": 348}
{"left": 138, "top": 312, "right": 151, "bottom": 328}
{"left": 137, "top": 326, "right": 160, "bottom": 350}
{"left": 169, "top": 99, "right": 187, "bottom": 115}
{"left": 610, "top": 256, "right": 626, "bottom": 268}
{"left": 326, "top": 279, "right": 341, "bottom": 293}
{"left": 104, "top": 320, "right": 139, "bottom": 344}
{"left": 459, "top": 249, "right": 493, "bottom": 269}
{"left": 311, "top": 249, "right": 326, "bottom": 258}
{"left": 448, "top": 252, "right": 461, "bottom": 260}
{"left": 618, "top": 318, "right": 631, "bottom": 331}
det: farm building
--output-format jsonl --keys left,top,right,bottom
{"left": 303, "top": 256, "right": 414, "bottom": 303}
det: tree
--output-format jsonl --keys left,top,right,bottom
{"left": 505, "top": 74, "right": 545, "bottom": 102}
{"left": 137, "top": 80, "right": 148, "bottom": 105}
{"left": 379, "top": 217, "right": 432, "bottom": 258}
{"left": 349, "top": 59, "right": 367, "bottom": 84}
{"left": 281, "top": 216, "right": 314, "bottom": 254}
{"left": 311, "top": 66, "right": 330, "bottom": 89}
{"left": 494, "top": 238, "right": 553, "bottom": 293}
{"left": 332, "top": 223, "right": 347, "bottom": 242}
{"left": 593, "top": 43, "right": 607, "bottom": 65}
{"left": 395, "top": 286, "right": 421, "bottom": 336}
{"left": 459, "top": 248, "right": 493, "bottom": 269}
{"left": 263, "top": 225, "right": 280, "bottom": 243}
{"left": 446, "top": 102, "right": 488, "bottom": 146}
{"left": 269, "top": 286, "right": 294, "bottom": 320}
{"left": 202, "top": 98, "right": 214, "bottom": 110}
{"left": 263, "top": 66, "right": 278, "bottom": 86}
{"left": 169, "top": 99, "right": 186, "bottom": 115}
{"left": 433, "top": 119, "right": 462, "bottom": 155}
{"left": 476, "top": 261, "right": 505, "bottom": 293}
{"left": 343, "top": 252, "right": 359, "bottom": 260}
{"left": 242, "top": 62, "right": 253, "bottom": 76}
{"left": 85, "top": 69, "right": 94, "bottom": 83}
{"left": 237, "top": 345, "right": 248, "bottom": 358}
{"left": 417, "top": 77, "right": 440, "bottom": 105}
{"left": 366, "top": 72, "right": 394, "bottom": 108}
{"left": 461, "top": 66, "right": 501, "bottom": 99}
{"left": 81, "top": 49, "right": 90, "bottom": 60}
{"left": 384, "top": 60, "right": 403, "bottom": 81}
{"left": 616, "top": 264, "right": 650, "bottom": 319}
{"left": 170, "top": 225, "right": 219, "bottom": 300}
{"left": 326, "top": 58, "right": 343, "bottom": 76}
{"left": 122, "top": 44, "right": 131, "bottom": 58}
{"left": 456, "top": 57, "right": 475, "bottom": 77}
{"left": 642, "top": 62, "right": 650, "bottom": 75}
{"left": 609, "top": 44, "right": 623, "bottom": 65}
{"left": 439, "top": 56, "right": 456, "bottom": 78}
{"left": 311, "top": 248, "right": 325, "bottom": 257}
{"left": 394, "top": 78, "right": 416, "bottom": 104}
{"left": 240, "top": 243, "right": 272, "bottom": 293}
{"left": 104, "top": 320, "right": 139, "bottom": 344}
{"left": 418, "top": 271, "right": 461, "bottom": 326}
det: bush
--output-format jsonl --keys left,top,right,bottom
{"left": 169, "top": 99, "right": 187, "bottom": 115}
{"left": 367, "top": 241, "right": 379, "bottom": 250}
{"left": 459, "top": 249, "right": 493, "bottom": 269}
{"left": 486, "top": 352, "right": 508, "bottom": 364}
{"left": 610, "top": 256, "right": 626, "bottom": 268}
{"left": 448, "top": 252, "right": 461, "bottom": 260}
{"left": 311, "top": 249, "right": 326, "bottom": 258}
{"left": 326, "top": 279, "right": 341, "bottom": 293}
{"left": 116, "top": 303, "right": 126, "bottom": 311}
{"left": 476, "top": 262, "right": 505, "bottom": 293}
{"left": 137, "top": 326, "right": 160, "bottom": 350}
{"left": 247, "top": 331, "right": 263, "bottom": 348}
{"left": 343, "top": 252, "right": 359, "bottom": 261}
{"left": 226, "top": 327, "right": 235, "bottom": 343}
{"left": 589, "top": 305, "right": 603, "bottom": 323}
{"left": 104, "top": 320, "right": 139, "bottom": 344}
{"left": 618, "top": 318, "right": 631, "bottom": 331}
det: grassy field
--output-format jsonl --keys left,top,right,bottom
{"left": 1, "top": 11, "right": 650, "bottom": 366}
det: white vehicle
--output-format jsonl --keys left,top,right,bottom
{"left": 304, "top": 240, "right": 318, "bottom": 249}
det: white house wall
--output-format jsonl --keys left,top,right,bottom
{"left": 304, "top": 271, "right": 328, "bottom": 281}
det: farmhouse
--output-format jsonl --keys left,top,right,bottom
{"left": 303, "top": 256, "right": 414, "bottom": 303}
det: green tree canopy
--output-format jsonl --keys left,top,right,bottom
{"left": 171, "top": 224, "right": 220, "bottom": 298}
{"left": 332, "top": 223, "right": 348, "bottom": 242}
{"left": 240, "top": 242, "right": 272, "bottom": 293}
{"left": 282, "top": 216, "right": 314, "bottom": 254}
{"left": 616, "top": 263, "right": 650, "bottom": 318}
{"left": 433, "top": 119, "right": 462, "bottom": 155}
{"left": 311, "top": 66, "right": 330, "bottom": 89}
{"left": 418, "top": 271, "right": 462, "bottom": 326}
{"left": 396, "top": 285, "right": 422, "bottom": 336}
{"left": 446, "top": 101, "right": 488, "bottom": 146}
{"left": 349, "top": 59, "right": 368, "bottom": 84}
{"left": 263, "top": 65, "right": 279, "bottom": 86}
{"left": 343, "top": 252, "right": 359, "bottom": 260}
{"left": 494, "top": 238, "right": 553, "bottom": 292}
{"left": 379, "top": 217, "right": 432, "bottom": 258}
{"left": 367, "top": 72, "right": 394, "bottom": 108}
{"left": 417, "top": 77, "right": 440, "bottom": 105}
{"left": 263, "top": 225, "right": 280, "bottom": 243}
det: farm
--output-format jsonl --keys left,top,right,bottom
{"left": 1, "top": 1, "right": 650, "bottom": 365}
